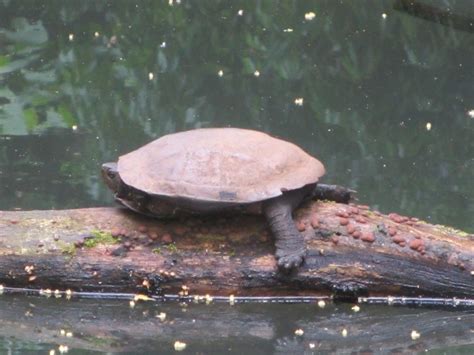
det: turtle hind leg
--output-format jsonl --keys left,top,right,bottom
{"left": 263, "top": 188, "right": 309, "bottom": 271}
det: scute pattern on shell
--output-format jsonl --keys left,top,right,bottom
{"left": 118, "top": 128, "right": 325, "bottom": 203}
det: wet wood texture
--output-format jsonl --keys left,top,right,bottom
{"left": 0, "top": 201, "right": 473, "bottom": 298}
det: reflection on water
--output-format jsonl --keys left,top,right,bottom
{"left": 0, "top": 292, "right": 473, "bottom": 354}
{"left": 0, "top": 0, "right": 473, "bottom": 353}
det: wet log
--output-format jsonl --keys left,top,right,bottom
{"left": 0, "top": 199, "right": 473, "bottom": 299}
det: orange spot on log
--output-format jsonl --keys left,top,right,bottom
{"left": 346, "top": 224, "right": 356, "bottom": 234}
{"left": 389, "top": 213, "right": 408, "bottom": 224}
{"left": 392, "top": 235, "right": 405, "bottom": 245}
{"left": 297, "top": 221, "right": 306, "bottom": 232}
{"left": 388, "top": 227, "right": 397, "bottom": 236}
{"left": 409, "top": 239, "right": 424, "bottom": 251}
{"left": 349, "top": 206, "right": 360, "bottom": 215}
{"left": 310, "top": 216, "right": 319, "bottom": 229}
{"left": 111, "top": 228, "right": 122, "bottom": 237}
{"left": 336, "top": 211, "right": 349, "bottom": 218}
{"left": 361, "top": 231, "right": 375, "bottom": 243}
{"left": 148, "top": 231, "right": 159, "bottom": 240}
{"left": 339, "top": 218, "right": 349, "bottom": 226}
{"left": 161, "top": 234, "right": 173, "bottom": 244}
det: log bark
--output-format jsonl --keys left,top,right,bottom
{"left": 0, "top": 200, "right": 473, "bottom": 299}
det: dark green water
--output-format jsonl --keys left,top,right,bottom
{"left": 1, "top": 0, "right": 473, "bottom": 353}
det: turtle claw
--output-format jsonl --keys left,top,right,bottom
{"left": 276, "top": 249, "right": 305, "bottom": 272}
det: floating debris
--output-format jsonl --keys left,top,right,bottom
{"left": 218, "top": 70, "right": 224, "bottom": 77}
{"left": 68, "top": 33, "right": 74, "bottom": 41}
{"left": 134, "top": 294, "right": 154, "bottom": 302}
{"left": 142, "top": 279, "right": 150, "bottom": 288}
{"left": 60, "top": 329, "right": 73, "bottom": 337}
{"left": 40, "top": 289, "right": 52, "bottom": 296}
{"left": 157, "top": 312, "right": 167, "bottom": 321}
{"left": 174, "top": 341, "right": 187, "bottom": 351}
{"left": 351, "top": 305, "right": 360, "bottom": 312}
{"left": 468, "top": 109, "right": 474, "bottom": 118}
{"left": 148, "top": 72, "right": 154, "bottom": 80}
{"left": 341, "top": 328, "right": 348, "bottom": 337}
{"left": 283, "top": 28, "right": 294, "bottom": 32}
{"left": 317, "top": 300, "right": 326, "bottom": 308}
{"left": 411, "top": 330, "right": 421, "bottom": 340}
{"left": 179, "top": 285, "right": 189, "bottom": 297}
{"left": 94, "top": 31, "right": 100, "bottom": 37}
{"left": 382, "top": 13, "right": 387, "bottom": 19}
{"left": 238, "top": 9, "right": 244, "bottom": 16}
{"left": 254, "top": 70, "right": 260, "bottom": 77}
{"left": 205, "top": 294, "right": 214, "bottom": 304}
{"left": 294, "top": 329, "right": 304, "bottom": 336}
{"left": 426, "top": 122, "right": 432, "bottom": 131}
{"left": 294, "top": 97, "right": 304, "bottom": 106}
{"left": 305, "top": 12, "right": 316, "bottom": 21}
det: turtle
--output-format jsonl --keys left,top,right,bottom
{"left": 102, "top": 128, "right": 345, "bottom": 271}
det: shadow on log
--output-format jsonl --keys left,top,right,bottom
{"left": 0, "top": 199, "right": 473, "bottom": 299}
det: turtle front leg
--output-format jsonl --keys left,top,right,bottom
{"left": 263, "top": 189, "right": 308, "bottom": 271}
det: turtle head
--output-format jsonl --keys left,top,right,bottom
{"left": 101, "top": 162, "right": 121, "bottom": 193}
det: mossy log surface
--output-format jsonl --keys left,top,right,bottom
{"left": 0, "top": 201, "right": 473, "bottom": 298}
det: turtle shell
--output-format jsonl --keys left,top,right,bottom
{"left": 117, "top": 128, "right": 325, "bottom": 204}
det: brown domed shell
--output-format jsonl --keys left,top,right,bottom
{"left": 117, "top": 128, "right": 325, "bottom": 203}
